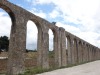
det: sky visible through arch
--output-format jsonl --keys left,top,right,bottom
{"left": 0, "top": 0, "right": 100, "bottom": 50}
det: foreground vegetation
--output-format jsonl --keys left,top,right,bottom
{"left": 18, "top": 60, "right": 95, "bottom": 75}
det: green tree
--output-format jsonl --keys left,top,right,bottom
{"left": 0, "top": 36, "right": 9, "bottom": 52}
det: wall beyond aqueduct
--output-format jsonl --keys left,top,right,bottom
{"left": 0, "top": 0, "right": 100, "bottom": 75}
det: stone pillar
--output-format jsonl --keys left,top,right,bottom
{"left": 97, "top": 48, "right": 100, "bottom": 60}
{"left": 54, "top": 28, "right": 62, "bottom": 68}
{"left": 7, "top": 17, "right": 26, "bottom": 75}
{"left": 57, "top": 31, "right": 62, "bottom": 68}
{"left": 37, "top": 27, "right": 49, "bottom": 69}
{"left": 94, "top": 48, "right": 96, "bottom": 60}
{"left": 87, "top": 45, "right": 89, "bottom": 62}
{"left": 73, "top": 39, "right": 78, "bottom": 64}
{"left": 71, "top": 38, "right": 75, "bottom": 65}
{"left": 88, "top": 45, "right": 91, "bottom": 61}
{"left": 99, "top": 49, "right": 100, "bottom": 60}
{"left": 42, "top": 31, "right": 49, "bottom": 69}
{"left": 82, "top": 43, "right": 85, "bottom": 62}
{"left": 80, "top": 42, "right": 83, "bottom": 63}
{"left": 59, "top": 28, "right": 67, "bottom": 67}
{"left": 92, "top": 47, "right": 94, "bottom": 61}
{"left": 90, "top": 46, "right": 92, "bottom": 61}
{"left": 67, "top": 36, "right": 72, "bottom": 64}
{"left": 37, "top": 28, "right": 43, "bottom": 68}
{"left": 77, "top": 41, "right": 82, "bottom": 63}
{"left": 91, "top": 47, "right": 94, "bottom": 61}
{"left": 84, "top": 43, "right": 88, "bottom": 62}
{"left": 81, "top": 42, "right": 84, "bottom": 62}
{"left": 85, "top": 44, "right": 88, "bottom": 62}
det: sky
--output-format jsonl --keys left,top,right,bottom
{"left": 0, "top": 0, "right": 100, "bottom": 50}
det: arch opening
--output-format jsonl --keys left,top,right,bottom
{"left": 0, "top": 8, "right": 12, "bottom": 72}
{"left": 26, "top": 20, "right": 38, "bottom": 68}
{"left": 66, "top": 36, "right": 72, "bottom": 64}
{"left": 73, "top": 39, "right": 78, "bottom": 63}
{"left": 48, "top": 29, "right": 55, "bottom": 68}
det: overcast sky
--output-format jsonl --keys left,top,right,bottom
{"left": 0, "top": 0, "right": 100, "bottom": 50}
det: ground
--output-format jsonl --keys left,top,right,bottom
{"left": 37, "top": 60, "right": 100, "bottom": 75}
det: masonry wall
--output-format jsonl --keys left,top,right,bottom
{"left": 0, "top": 0, "right": 100, "bottom": 75}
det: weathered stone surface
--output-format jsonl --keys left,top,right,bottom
{"left": 0, "top": 0, "right": 100, "bottom": 75}
{"left": 59, "top": 27, "right": 67, "bottom": 66}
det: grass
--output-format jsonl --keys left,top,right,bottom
{"left": 18, "top": 67, "right": 51, "bottom": 75}
{"left": 18, "top": 59, "right": 97, "bottom": 75}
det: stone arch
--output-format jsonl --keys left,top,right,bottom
{"left": 29, "top": 18, "right": 43, "bottom": 31}
{"left": 88, "top": 44, "right": 91, "bottom": 61}
{"left": 87, "top": 44, "right": 89, "bottom": 61}
{"left": 48, "top": 28, "right": 54, "bottom": 68}
{"left": 0, "top": 7, "right": 13, "bottom": 73}
{"left": 0, "top": 2, "right": 15, "bottom": 24}
{"left": 48, "top": 27, "right": 60, "bottom": 68}
{"left": 90, "top": 45, "right": 93, "bottom": 61}
{"left": 0, "top": 2, "right": 26, "bottom": 75}
{"left": 25, "top": 18, "right": 46, "bottom": 69}
{"left": 0, "top": 2, "right": 16, "bottom": 58}
{"left": 73, "top": 38, "right": 78, "bottom": 64}
{"left": 82, "top": 42, "right": 85, "bottom": 62}
{"left": 48, "top": 27, "right": 58, "bottom": 52}
{"left": 86, "top": 43, "right": 89, "bottom": 62}
{"left": 66, "top": 35, "right": 72, "bottom": 64}
{"left": 77, "top": 40, "right": 83, "bottom": 63}
{"left": 26, "top": 18, "right": 44, "bottom": 49}
{"left": 26, "top": 20, "right": 38, "bottom": 69}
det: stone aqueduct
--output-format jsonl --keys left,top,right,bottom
{"left": 0, "top": 0, "right": 100, "bottom": 75}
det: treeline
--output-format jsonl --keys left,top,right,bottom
{"left": 0, "top": 36, "right": 9, "bottom": 52}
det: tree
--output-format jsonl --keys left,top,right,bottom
{"left": 0, "top": 36, "right": 9, "bottom": 52}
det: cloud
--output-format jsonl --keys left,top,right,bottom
{"left": 49, "top": 29, "right": 54, "bottom": 50}
{"left": 1, "top": 0, "right": 100, "bottom": 49}
{"left": 56, "top": 22, "right": 100, "bottom": 47}
{"left": 0, "top": 10, "right": 53, "bottom": 50}
{"left": 0, "top": 12, "right": 11, "bottom": 38}
{"left": 26, "top": 21, "right": 54, "bottom": 50}
{"left": 30, "top": 8, "right": 47, "bottom": 19}
{"left": 26, "top": 20, "right": 38, "bottom": 50}
{"left": 29, "top": 0, "right": 100, "bottom": 48}
{"left": 49, "top": 9, "right": 60, "bottom": 18}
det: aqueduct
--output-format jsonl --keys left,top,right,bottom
{"left": 0, "top": 0, "right": 100, "bottom": 75}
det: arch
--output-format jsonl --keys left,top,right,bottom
{"left": 73, "top": 38, "right": 78, "bottom": 64}
{"left": 47, "top": 26, "right": 62, "bottom": 67}
{"left": 66, "top": 35, "right": 72, "bottom": 64}
{"left": 78, "top": 40, "right": 83, "bottom": 63}
{"left": 0, "top": 8, "right": 13, "bottom": 73}
{"left": 0, "top": 4, "right": 15, "bottom": 24}
{"left": 26, "top": 20, "right": 38, "bottom": 51}
{"left": 49, "top": 29, "right": 54, "bottom": 51}
{"left": 82, "top": 42, "right": 85, "bottom": 62}
{"left": 48, "top": 29, "right": 55, "bottom": 68}
{"left": 85, "top": 44, "right": 88, "bottom": 62}
{"left": 0, "top": 8, "right": 12, "bottom": 50}
{"left": 26, "top": 20, "right": 40, "bottom": 69}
